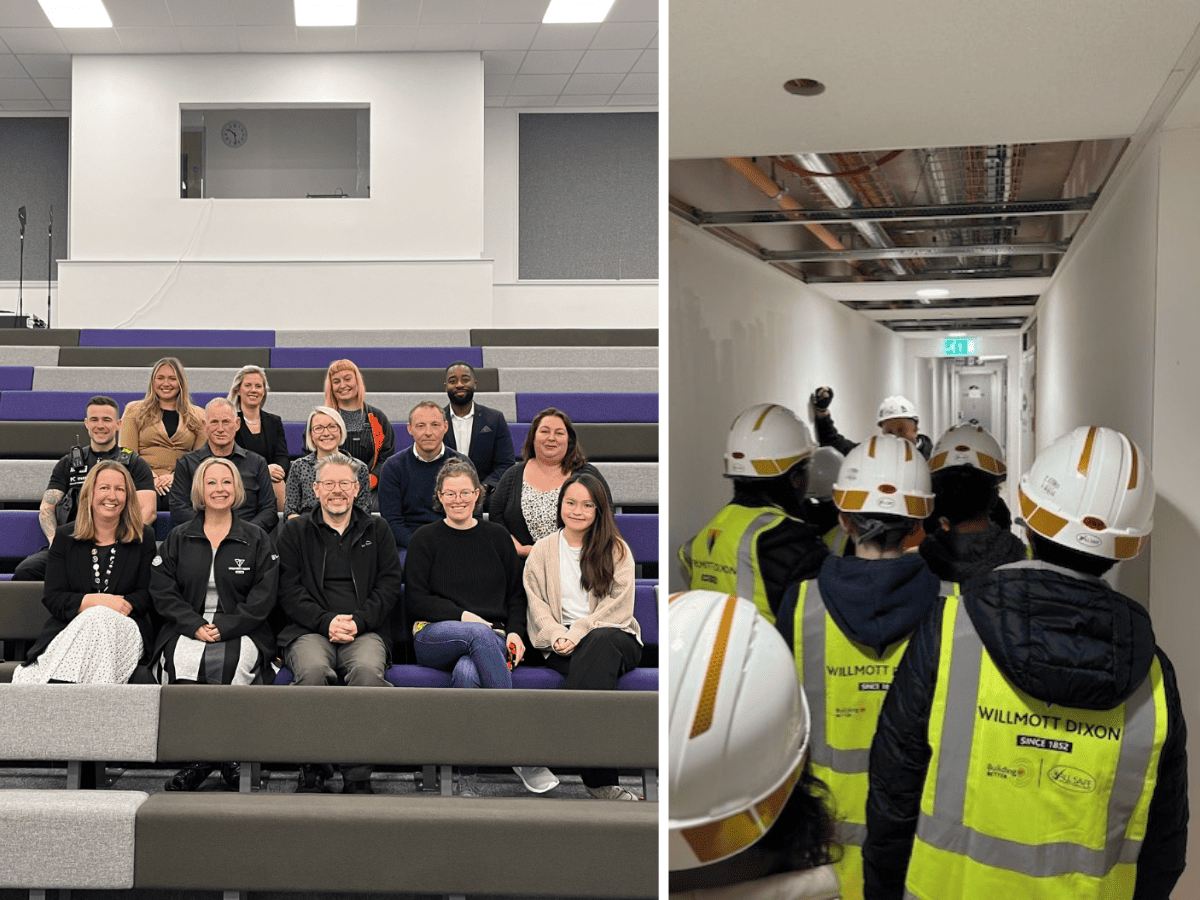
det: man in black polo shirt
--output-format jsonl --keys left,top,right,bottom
{"left": 14, "top": 395, "right": 156, "bottom": 581}
{"left": 168, "top": 397, "right": 276, "bottom": 532}
{"left": 275, "top": 453, "right": 402, "bottom": 794}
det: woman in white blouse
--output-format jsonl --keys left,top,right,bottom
{"left": 523, "top": 471, "right": 642, "bottom": 801}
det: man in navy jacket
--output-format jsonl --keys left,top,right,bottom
{"left": 442, "top": 361, "right": 515, "bottom": 498}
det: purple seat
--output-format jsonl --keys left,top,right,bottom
{"left": 617, "top": 669, "right": 658, "bottom": 690}
{"left": 633, "top": 583, "right": 658, "bottom": 646}
{"left": 270, "top": 348, "right": 483, "bottom": 369}
{"left": 0, "top": 511, "right": 49, "bottom": 557}
{"left": 515, "top": 393, "right": 658, "bottom": 423}
{"left": 284, "top": 421, "right": 308, "bottom": 457}
{"left": 0, "top": 391, "right": 224, "bottom": 421}
{"left": 0, "top": 367, "right": 34, "bottom": 391}
{"left": 615, "top": 513, "right": 657, "bottom": 563}
{"left": 79, "top": 329, "right": 275, "bottom": 347}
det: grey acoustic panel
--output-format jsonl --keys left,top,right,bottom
{"left": 0, "top": 119, "right": 68, "bottom": 284}
{"left": 275, "top": 329, "right": 472, "bottom": 347}
{"left": 498, "top": 367, "right": 658, "bottom": 392}
{"left": 518, "top": 112, "right": 657, "bottom": 280}
{"left": 483, "top": 346, "right": 658, "bottom": 367}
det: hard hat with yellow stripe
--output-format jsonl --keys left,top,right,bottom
{"left": 833, "top": 433, "right": 934, "bottom": 519}
{"left": 929, "top": 423, "right": 1007, "bottom": 478}
{"left": 1018, "top": 426, "right": 1153, "bottom": 560}
{"left": 723, "top": 403, "right": 816, "bottom": 479}
{"left": 668, "top": 590, "right": 811, "bottom": 871}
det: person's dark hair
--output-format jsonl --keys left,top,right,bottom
{"left": 557, "top": 472, "right": 626, "bottom": 598}
{"left": 432, "top": 457, "right": 484, "bottom": 516}
{"left": 443, "top": 360, "right": 476, "bottom": 378}
{"left": 523, "top": 407, "right": 586, "bottom": 473}
{"left": 931, "top": 467, "right": 1000, "bottom": 525}
{"left": 732, "top": 459, "right": 811, "bottom": 520}
{"left": 87, "top": 395, "right": 120, "bottom": 415}
{"left": 845, "top": 512, "right": 917, "bottom": 552}
{"left": 1027, "top": 531, "right": 1116, "bottom": 577}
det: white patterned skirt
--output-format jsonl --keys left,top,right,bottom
{"left": 11, "top": 606, "right": 143, "bottom": 684}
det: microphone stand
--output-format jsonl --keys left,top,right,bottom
{"left": 47, "top": 206, "right": 53, "bottom": 327}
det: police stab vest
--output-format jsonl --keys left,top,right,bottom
{"left": 679, "top": 504, "right": 789, "bottom": 624}
{"left": 56, "top": 446, "right": 135, "bottom": 525}
{"left": 905, "top": 596, "right": 1167, "bottom": 900}
{"left": 793, "top": 578, "right": 958, "bottom": 900}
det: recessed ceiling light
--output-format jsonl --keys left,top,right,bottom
{"left": 37, "top": 0, "right": 112, "bottom": 28}
{"left": 295, "top": 0, "right": 357, "bottom": 27}
{"left": 543, "top": 0, "right": 617, "bottom": 24}
{"left": 916, "top": 288, "right": 950, "bottom": 299}
{"left": 783, "top": 78, "right": 825, "bottom": 96}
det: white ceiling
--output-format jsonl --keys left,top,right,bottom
{"left": 0, "top": 0, "right": 658, "bottom": 111}
{"left": 671, "top": 0, "right": 1200, "bottom": 159}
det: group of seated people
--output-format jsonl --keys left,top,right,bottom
{"left": 9, "top": 356, "right": 642, "bottom": 802}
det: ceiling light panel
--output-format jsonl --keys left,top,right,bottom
{"left": 543, "top": 0, "right": 617, "bottom": 24}
{"left": 295, "top": 0, "right": 357, "bottom": 27}
{"left": 37, "top": 0, "right": 112, "bottom": 28}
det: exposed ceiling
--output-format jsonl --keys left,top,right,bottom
{"left": 0, "top": 0, "right": 658, "bottom": 111}
{"left": 669, "top": 0, "right": 1200, "bottom": 333}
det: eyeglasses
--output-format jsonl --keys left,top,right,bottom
{"left": 311, "top": 424, "right": 340, "bottom": 434}
{"left": 563, "top": 499, "right": 596, "bottom": 511}
{"left": 438, "top": 489, "right": 479, "bottom": 501}
{"left": 317, "top": 480, "right": 356, "bottom": 490}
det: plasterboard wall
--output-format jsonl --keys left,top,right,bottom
{"left": 668, "top": 217, "right": 905, "bottom": 590}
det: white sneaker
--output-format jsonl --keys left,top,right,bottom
{"left": 512, "top": 765, "right": 559, "bottom": 793}
{"left": 587, "top": 784, "right": 640, "bottom": 801}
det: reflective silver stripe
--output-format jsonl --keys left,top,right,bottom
{"left": 920, "top": 596, "right": 1157, "bottom": 878}
{"left": 738, "top": 512, "right": 781, "bottom": 607}
{"left": 835, "top": 820, "right": 868, "bottom": 847}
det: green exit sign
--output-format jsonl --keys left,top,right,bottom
{"left": 944, "top": 337, "right": 978, "bottom": 356}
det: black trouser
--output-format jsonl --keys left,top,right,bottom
{"left": 13, "top": 547, "right": 49, "bottom": 581}
{"left": 542, "top": 627, "right": 642, "bottom": 788}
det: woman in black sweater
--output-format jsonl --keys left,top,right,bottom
{"left": 229, "top": 365, "right": 289, "bottom": 511}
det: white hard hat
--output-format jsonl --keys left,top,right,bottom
{"left": 929, "top": 423, "right": 1007, "bottom": 478}
{"left": 724, "top": 403, "right": 816, "bottom": 479}
{"left": 805, "top": 446, "right": 844, "bottom": 500}
{"left": 877, "top": 395, "right": 918, "bottom": 425}
{"left": 668, "top": 590, "right": 811, "bottom": 872}
{"left": 1018, "top": 426, "right": 1153, "bottom": 560}
{"left": 833, "top": 434, "right": 934, "bottom": 519}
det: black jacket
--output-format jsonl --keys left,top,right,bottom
{"left": 274, "top": 505, "right": 403, "bottom": 656}
{"left": 443, "top": 401, "right": 516, "bottom": 493}
{"left": 150, "top": 514, "right": 279, "bottom": 664}
{"left": 168, "top": 443, "right": 278, "bottom": 533}
{"left": 338, "top": 402, "right": 395, "bottom": 491}
{"left": 917, "top": 522, "right": 1028, "bottom": 583}
{"left": 864, "top": 560, "right": 1188, "bottom": 900}
{"left": 235, "top": 410, "right": 290, "bottom": 473}
{"left": 25, "top": 522, "right": 158, "bottom": 666}
{"left": 489, "top": 460, "right": 612, "bottom": 548}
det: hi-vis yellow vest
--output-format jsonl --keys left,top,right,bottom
{"left": 792, "top": 579, "right": 959, "bottom": 900}
{"left": 906, "top": 596, "right": 1167, "bottom": 900}
{"left": 679, "top": 504, "right": 789, "bottom": 624}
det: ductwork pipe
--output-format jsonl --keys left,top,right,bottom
{"left": 723, "top": 157, "right": 846, "bottom": 252}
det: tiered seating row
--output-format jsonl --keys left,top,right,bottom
{"left": 0, "top": 683, "right": 657, "bottom": 898}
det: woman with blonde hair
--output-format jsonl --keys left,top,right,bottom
{"left": 229, "top": 364, "right": 289, "bottom": 511}
{"left": 119, "top": 357, "right": 205, "bottom": 507}
{"left": 12, "top": 460, "right": 157, "bottom": 685}
{"left": 283, "top": 406, "right": 371, "bottom": 518}
{"left": 323, "top": 359, "right": 394, "bottom": 501}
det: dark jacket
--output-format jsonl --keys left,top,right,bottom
{"left": 443, "top": 402, "right": 516, "bottom": 493}
{"left": 24, "top": 522, "right": 158, "bottom": 666}
{"left": 918, "top": 522, "right": 1028, "bottom": 584}
{"left": 150, "top": 514, "right": 279, "bottom": 665}
{"left": 274, "top": 505, "right": 403, "bottom": 656}
{"left": 816, "top": 411, "right": 933, "bottom": 460}
{"left": 489, "top": 460, "right": 612, "bottom": 548}
{"left": 168, "top": 443, "right": 278, "bottom": 533}
{"left": 776, "top": 553, "right": 940, "bottom": 657}
{"left": 863, "top": 560, "right": 1188, "bottom": 900}
{"left": 234, "top": 410, "right": 290, "bottom": 474}
{"left": 338, "top": 402, "right": 395, "bottom": 492}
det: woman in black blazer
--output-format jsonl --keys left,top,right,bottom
{"left": 230, "top": 365, "right": 290, "bottom": 512}
{"left": 13, "top": 460, "right": 157, "bottom": 684}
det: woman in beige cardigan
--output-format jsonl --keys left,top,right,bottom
{"left": 524, "top": 471, "right": 642, "bottom": 801}
{"left": 119, "top": 357, "right": 206, "bottom": 509}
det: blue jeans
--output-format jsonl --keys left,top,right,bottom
{"left": 413, "top": 620, "right": 512, "bottom": 689}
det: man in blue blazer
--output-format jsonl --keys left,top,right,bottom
{"left": 442, "top": 361, "right": 516, "bottom": 499}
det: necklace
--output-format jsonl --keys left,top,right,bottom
{"left": 91, "top": 545, "right": 116, "bottom": 592}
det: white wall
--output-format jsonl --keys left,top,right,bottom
{"left": 668, "top": 217, "right": 906, "bottom": 589}
{"left": 1150, "top": 124, "right": 1200, "bottom": 900}
{"left": 483, "top": 108, "right": 658, "bottom": 329}
{"left": 59, "top": 53, "right": 490, "bottom": 329}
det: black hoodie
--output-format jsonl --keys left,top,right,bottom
{"left": 863, "top": 560, "right": 1187, "bottom": 900}
{"left": 918, "top": 522, "right": 1028, "bottom": 585}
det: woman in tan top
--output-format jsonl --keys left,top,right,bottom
{"left": 523, "top": 471, "right": 641, "bottom": 801}
{"left": 119, "top": 357, "right": 205, "bottom": 509}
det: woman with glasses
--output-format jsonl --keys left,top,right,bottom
{"left": 283, "top": 407, "right": 371, "bottom": 518}
{"left": 405, "top": 457, "right": 557, "bottom": 795}
{"left": 523, "top": 471, "right": 642, "bottom": 800}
